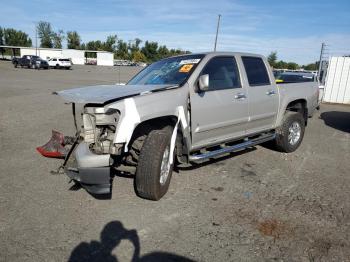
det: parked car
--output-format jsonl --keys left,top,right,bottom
{"left": 12, "top": 55, "right": 49, "bottom": 69}
{"left": 275, "top": 72, "right": 316, "bottom": 83}
{"left": 38, "top": 52, "right": 319, "bottom": 200}
{"left": 48, "top": 58, "right": 72, "bottom": 69}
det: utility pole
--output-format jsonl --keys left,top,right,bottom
{"left": 318, "top": 42, "right": 325, "bottom": 83}
{"left": 214, "top": 14, "right": 221, "bottom": 52}
{"left": 35, "top": 26, "right": 38, "bottom": 56}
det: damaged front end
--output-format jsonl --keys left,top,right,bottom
{"left": 37, "top": 103, "right": 122, "bottom": 195}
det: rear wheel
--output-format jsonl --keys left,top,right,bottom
{"left": 275, "top": 111, "right": 305, "bottom": 152}
{"left": 13, "top": 62, "right": 18, "bottom": 68}
{"left": 135, "top": 125, "right": 174, "bottom": 200}
{"left": 55, "top": 64, "right": 60, "bottom": 69}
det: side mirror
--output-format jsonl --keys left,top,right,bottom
{"left": 198, "top": 74, "right": 209, "bottom": 92}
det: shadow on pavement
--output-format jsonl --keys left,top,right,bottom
{"left": 68, "top": 220, "right": 195, "bottom": 262}
{"left": 320, "top": 111, "right": 350, "bottom": 133}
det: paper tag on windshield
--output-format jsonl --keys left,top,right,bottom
{"left": 179, "top": 64, "right": 194, "bottom": 73}
{"left": 179, "top": 59, "right": 200, "bottom": 65}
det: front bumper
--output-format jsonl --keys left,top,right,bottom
{"left": 66, "top": 142, "right": 112, "bottom": 195}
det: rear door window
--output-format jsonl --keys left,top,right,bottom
{"left": 242, "top": 56, "right": 270, "bottom": 86}
{"left": 200, "top": 56, "right": 241, "bottom": 91}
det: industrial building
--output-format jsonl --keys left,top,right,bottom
{"left": 0, "top": 45, "right": 114, "bottom": 66}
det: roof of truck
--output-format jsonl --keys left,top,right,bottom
{"left": 173, "top": 51, "right": 265, "bottom": 58}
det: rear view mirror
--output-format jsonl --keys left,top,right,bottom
{"left": 198, "top": 74, "right": 209, "bottom": 92}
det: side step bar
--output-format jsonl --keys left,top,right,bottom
{"left": 189, "top": 133, "right": 276, "bottom": 162}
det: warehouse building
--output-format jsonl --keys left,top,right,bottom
{"left": 0, "top": 45, "right": 114, "bottom": 66}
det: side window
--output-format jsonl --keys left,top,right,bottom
{"left": 242, "top": 56, "right": 270, "bottom": 86}
{"left": 53, "top": 59, "right": 57, "bottom": 61}
{"left": 201, "top": 57, "right": 240, "bottom": 90}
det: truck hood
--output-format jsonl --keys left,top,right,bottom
{"left": 55, "top": 84, "right": 179, "bottom": 104}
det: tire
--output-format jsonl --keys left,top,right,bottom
{"left": 135, "top": 125, "right": 175, "bottom": 200}
{"left": 274, "top": 111, "right": 305, "bottom": 153}
{"left": 55, "top": 64, "right": 59, "bottom": 69}
{"left": 14, "top": 62, "right": 18, "bottom": 68}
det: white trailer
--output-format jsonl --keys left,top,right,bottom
{"left": 323, "top": 57, "right": 350, "bottom": 104}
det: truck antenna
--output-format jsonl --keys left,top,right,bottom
{"left": 214, "top": 14, "right": 221, "bottom": 52}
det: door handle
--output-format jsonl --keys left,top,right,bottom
{"left": 234, "top": 93, "right": 246, "bottom": 100}
{"left": 266, "top": 90, "right": 276, "bottom": 96}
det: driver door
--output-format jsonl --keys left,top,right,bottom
{"left": 190, "top": 56, "right": 249, "bottom": 150}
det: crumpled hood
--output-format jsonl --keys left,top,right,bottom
{"left": 56, "top": 84, "right": 178, "bottom": 104}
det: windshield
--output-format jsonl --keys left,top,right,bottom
{"left": 128, "top": 54, "right": 204, "bottom": 85}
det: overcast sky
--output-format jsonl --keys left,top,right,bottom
{"left": 1, "top": 0, "right": 350, "bottom": 64}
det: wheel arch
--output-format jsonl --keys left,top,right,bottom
{"left": 130, "top": 115, "right": 189, "bottom": 162}
{"left": 277, "top": 98, "right": 308, "bottom": 127}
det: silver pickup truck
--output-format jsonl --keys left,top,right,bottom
{"left": 39, "top": 52, "right": 319, "bottom": 200}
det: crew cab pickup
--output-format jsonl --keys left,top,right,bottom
{"left": 40, "top": 52, "right": 319, "bottom": 200}
{"left": 12, "top": 55, "right": 49, "bottom": 69}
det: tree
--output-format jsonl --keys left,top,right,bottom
{"left": 80, "top": 43, "right": 86, "bottom": 50}
{"left": 3, "top": 28, "right": 32, "bottom": 47}
{"left": 0, "top": 27, "right": 4, "bottom": 45}
{"left": 0, "top": 27, "right": 4, "bottom": 58}
{"left": 53, "top": 29, "right": 64, "bottom": 48}
{"left": 86, "top": 40, "right": 103, "bottom": 51}
{"left": 141, "top": 41, "right": 158, "bottom": 62}
{"left": 267, "top": 51, "right": 277, "bottom": 68}
{"left": 103, "top": 35, "right": 117, "bottom": 52}
{"left": 128, "top": 38, "right": 142, "bottom": 53}
{"left": 303, "top": 62, "right": 318, "bottom": 71}
{"left": 157, "top": 45, "right": 169, "bottom": 59}
{"left": 287, "top": 62, "right": 299, "bottom": 70}
{"left": 37, "top": 21, "right": 53, "bottom": 48}
{"left": 132, "top": 50, "right": 147, "bottom": 62}
{"left": 67, "top": 31, "right": 81, "bottom": 49}
{"left": 169, "top": 48, "right": 188, "bottom": 56}
{"left": 115, "top": 40, "right": 129, "bottom": 59}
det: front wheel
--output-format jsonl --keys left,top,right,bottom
{"left": 135, "top": 125, "right": 174, "bottom": 200}
{"left": 274, "top": 111, "right": 305, "bottom": 152}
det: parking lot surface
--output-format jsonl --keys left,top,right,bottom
{"left": 1, "top": 61, "right": 350, "bottom": 261}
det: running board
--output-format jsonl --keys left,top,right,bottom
{"left": 189, "top": 133, "right": 276, "bottom": 162}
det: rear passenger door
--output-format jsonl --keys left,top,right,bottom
{"left": 190, "top": 56, "right": 249, "bottom": 149}
{"left": 241, "top": 56, "right": 279, "bottom": 134}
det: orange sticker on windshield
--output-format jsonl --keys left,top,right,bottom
{"left": 179, "top": 64, "right": 194, "bottom": 73}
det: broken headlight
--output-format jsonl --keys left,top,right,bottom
{"left": 82, "top": 108, "right": 120, "bottom": 154}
